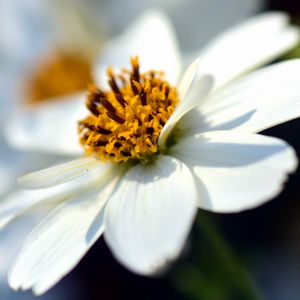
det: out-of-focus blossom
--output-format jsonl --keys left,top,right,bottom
{"left": 0, "top": 0, "right": 106, "bottom": 124}
{"left": 1, "top": 9, "right": 300, "bottom": 295}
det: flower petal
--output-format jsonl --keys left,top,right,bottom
{"left": 0, "top": 214, "right": 44, "bottom": 284}
{"left": 177, "top": 57, "right": 200, "bottom": 100}
{"left": 1, "top": 162, "right": 119, "bottom": 236}
{"left": 158, "top": 75, "right": 213, "bottom": 150}
{"left": 0, "top": 165, "right": 12, "bottom": 196}
{"left": 196, "top": 12, "right": 299, "bottom": 90}
{"left": 94, "top": 9, "right": 182, "bottom": 87}
{"left": 4, "top": 92, "right": 87, "bottom": 155}
{"left": 180, "top": 59, "right": 300, "bottom": 135}
{"left": 18, "top": 157, "right": 113, "bottom": 189}
{"left": 0, "top": 187, "right": 72, "bottom": 230}
{"left": 8, "top": 175, "right": 119, "bottom": 295}
{"left": 171, "top": 131, "right": 297, "bottom": 213}
{"left": 104, "top": 155, "right": 197, "bottom": 275}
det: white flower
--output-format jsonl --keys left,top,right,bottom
{"left": 0, "top": 0, "right": 106, "bottom": 127}
{"left": 2, "top": 9, "right": 300, "bottom": 296}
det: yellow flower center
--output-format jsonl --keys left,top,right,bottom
{"left": 25, "top": 49, "right": 93, "bottom": 104}
{"left": 78, "top": 57, "right": 179, "bottom": 163}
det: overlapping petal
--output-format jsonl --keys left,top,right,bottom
{"left": 18, "top": 156, "right": 114, "bottom": 189}
{"left": 171, "top": 131, "right": 297, "bottom": 213}
{"left": 195, "top": 12, "right": 299, "bottom": 90}
{"left": 179, "top": 59, "right": 300, "bottom": 136}
{"left": 8, "top": 175, "right": 119, "bottom": 295}
{"left": 0, "top": 187, "right": 73, "bottom": 230}
{"left": 158, "top": 75, "right": 213, "bottom": 149}
{"left": 0, "top": 162, "right": 119, "bottom": 229}
{"left": 177, "top": 57, "right": 200, "bottom": 100}
{"left": 104, "top": 155, "right": 197, "bottom": 275}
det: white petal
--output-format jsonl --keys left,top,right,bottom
{"left": 196, "top": 12, "right": 299, "bottom": 90}
{"left": 0, "top": 163, "right": 116, "bottom": 229}
{"left": 0, "top": 165, "right": 12, "bottom": 196}
{"left": 177, "top": 57, "right": 200, "bottom": 100}
{"left": 4, "top": 92, "right": 87, "bottom": 155}
{"left": 158, "top": 75, "right": 213, "bottom": 150}
{"left": 171, "top": 131, "right": 297, "bottom": 213}
{"left": 18, "top": 157, "right": 112, "bottom": 189}
{"left": 104, "top": 155, "right": 197, "bottom": 275}
{"left": 181, "top": 59, "right": 300, "bottom": 135}
{"left": 0, "top": 187, "right": 71, "bottom": 230}
{"left": 0, "top": 214, "right": 44, "bottom": 282}
{"left": 94, "top": 9, "right": 182, "bottom": 88}
{"left": 6, "top": 160, "right": 118, "bottom": 230}
{"left": 8, "top": 175, "right": 119, "bottom": 295}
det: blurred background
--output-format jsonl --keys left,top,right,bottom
{"left": 1, "top": 0, "right": 300, "bottom": 299}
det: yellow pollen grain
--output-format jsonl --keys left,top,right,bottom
{"left": 26, "top": 50, "right": 93, "bottom": 105}
{"left": 78, "top": 56, "right": 179, "bottom": 163}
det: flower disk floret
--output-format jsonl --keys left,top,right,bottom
{"left": 78, "top": 57, "right": 179, "bottom": 162}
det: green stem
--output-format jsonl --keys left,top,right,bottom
{"left": 196, "top": 212, "right": 264, "bottom": 300}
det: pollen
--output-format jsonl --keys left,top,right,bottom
{"left": 25, "top": 50, "right": 93, "bottom": 104}
{"left": 78, "top": 56, "right": 179, "bottom": 163}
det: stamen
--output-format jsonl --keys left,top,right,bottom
{"left": 80, "top": 123, "right": 112, "bottom": 135}
{"left": 106, "top": 112, "right": 125, "bottom": 124}
{"left": 86, "top": 101, "right": 99, "bottom": 116}
{"left": 78, "top": 56, "right": 179, "bottom": 163}
{"left": 86, "top": 87, "right": 106, "bottom": 115}
{"left": 107, "top": 70, "right": 127, "bottom": 108}
{"left": 86, "top": 94, "right": 100, "bottom": 116}
{"left": 130, "top": 77, "right": 139, "bottom": 95}
{"left": 140, "top": 87, "right": 147, "bottom": 106}
{"left": 131, "top": 56, "right": 140, "bottom": 82}
{"left": 108, "top": 77, "right": 121, "bottom": 94}
{"left": 114, "top": 93, "right": 127, "bottom": 108}
{"left": 93, "top": 140, "right": 108, "bottom": 146}
{"left": 146, "top": 127, "right": 154, "bottom": 134}
{"left": 101, "top": 98, "right": 117, "bottom": 113}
